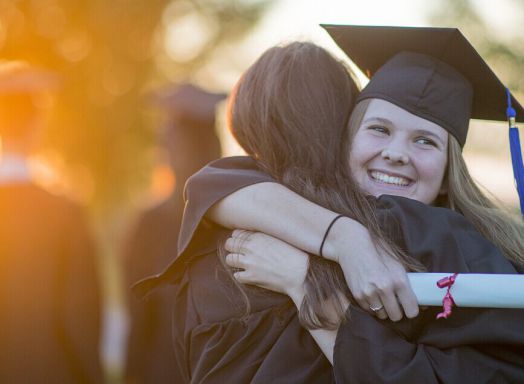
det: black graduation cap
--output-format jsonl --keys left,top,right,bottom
{"left": 321, "top": 25, "right": 524, "bottom": 145}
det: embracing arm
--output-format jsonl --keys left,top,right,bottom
{"left": 186, "top": 157, "right": 418, "bottom": 320}
{"left": 185, "top": 157, "right": 370, "bottom": 260}
{"left": 210, "top": 181, "right": 362, "bottom": 260}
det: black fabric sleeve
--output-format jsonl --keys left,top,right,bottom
{"left": 374, "top": 195, "right": 519, "bottom": 273}
{"left": 334, "top": 307, "right": 524, "bottom": 384}
{"left": 178, "top": 156, "right": 274, "bottom": 256}
{"left": 133, "top": 156, "right": 274, "bottom": 297}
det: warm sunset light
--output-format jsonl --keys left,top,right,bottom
{"left": 149, "top": 162, "right": 176, "bottom": 202}
{"left": 1, "top": 1, "right": 523, "bottom": 383}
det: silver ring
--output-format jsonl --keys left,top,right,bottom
{"left": 369, "top": 303, "right": 384, "bottom": 312}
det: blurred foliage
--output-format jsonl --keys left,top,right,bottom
{"left": 0, "top": 0, "right": 270, "bottom": 215}
{"left": 429, "top": 0, "right": 524, "bottom": 158}
{"left": 429, "top": 0, "right": 524, "bottom": 95}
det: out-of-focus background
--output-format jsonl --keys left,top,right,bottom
{"left": 1, "top": 0, "right": 522, "bottom": 382}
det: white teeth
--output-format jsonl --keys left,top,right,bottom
{"left": 370, "top": 171, "right": 410, "bottom": 186}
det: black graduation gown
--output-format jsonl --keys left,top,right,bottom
{"left": 136, "top": 156, "right": 524, "bottom": 384}
{"left": 0, "top": 183, "right": 102, "bottom": 384}
{"left": 123, "top": 196, "right": 185, "bottom": 383}
{"left": 136, "top": 158, "right": 334, "bottom": 383}
{"left": 171, "top": 239, "right": 333, "bottom": 383}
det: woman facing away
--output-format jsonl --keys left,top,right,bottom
{"left": 150, "top": 41, "right": 364, "bottom": 383}
{"left": 136, "top": 33, "right": 524, "bottom": 382}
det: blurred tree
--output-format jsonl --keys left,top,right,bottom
{"left": 429, "top": 0, "right": 524, "bottom": 156}
{"left": 0, "top": 0, "right": 270, "bottom": 214}
{"left": 429, "top": 0, "right": 524, "bottom": 96}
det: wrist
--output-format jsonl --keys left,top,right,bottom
{"left": 321, "top": 217, "right": 369, "bottom": 262}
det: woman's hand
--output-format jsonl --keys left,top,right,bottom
{"left": 224, "top": 229, "right": 308, "bottom": 304}
{"left": 325, "top": 219, "right": 419, "bottom": 321}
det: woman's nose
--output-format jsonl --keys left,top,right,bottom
{"left": 381, "top": 147, "right": 410, "bottom": 165}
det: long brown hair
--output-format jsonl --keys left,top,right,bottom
{"left": 225, "top": 42, "right": 422, "bottom": 329}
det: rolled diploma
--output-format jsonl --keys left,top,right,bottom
{"left": 408, "top": 273, "right": 524, "bottom": 308}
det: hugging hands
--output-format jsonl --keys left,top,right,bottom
{"left": 224, "top": 225, "right": 418, "bottom": 323}
{"left": 224, "top": 229, "right": 308, "bottom": 306}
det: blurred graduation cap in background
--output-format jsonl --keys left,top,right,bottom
{"left": 149, "top": 83, "right": 227, "bottom": 129}
{"left": 146, "top": 83, "right": 227, "bottom": 180}
{"left": 322, "top": 24, "right": 524, "bottom": 215}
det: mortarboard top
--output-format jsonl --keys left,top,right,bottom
{"left": 0, "top": 60, "right": 61, "bottom": 95}
{"left": 357, "top": 51, "right": 474, "bottom": 146}
{"left": 321, "top": 25, "right": 524, "bottom": 132}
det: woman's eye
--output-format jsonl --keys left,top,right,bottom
{"left": 368, "top": 125, "right": 388, "bottom": 134}
{"left": 415, "top": 137, "right": 437, "bottom": 147}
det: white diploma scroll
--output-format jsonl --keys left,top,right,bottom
{"left": 408, "top": 273, "right": 524, "bottom": 308}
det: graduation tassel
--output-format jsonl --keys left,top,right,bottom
{"left": 506, "top": 89, "right": 524, "bottom": 216}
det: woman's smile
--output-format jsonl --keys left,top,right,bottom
{"left": 368, "top": 170, "right": 412, "bottom": 187}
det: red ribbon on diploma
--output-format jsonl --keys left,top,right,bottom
{"left": 436, "top": 273, "right": 458, "bottom": 319}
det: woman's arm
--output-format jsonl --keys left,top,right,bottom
{"left": 211, "top": 181, "right": 369, "bottom": 259}
{"left": 210, "top": 182, "right": 340, "bottom": 256}
{"left": 214, "top": 180, "right": 418, "bottom": 321}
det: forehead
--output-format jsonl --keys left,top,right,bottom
{"left": 364, "top": 99, "right": 449, "bottom": 137}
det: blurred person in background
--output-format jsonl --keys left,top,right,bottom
{"left": 123, "top": 84, "right": 225, "bottom": 384}
{"left": 0, "top": 61, "right": 102, "bottom": 383}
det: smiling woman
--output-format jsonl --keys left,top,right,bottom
{"left": 348, "top": 98, "right": 449, "bottom": 204}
